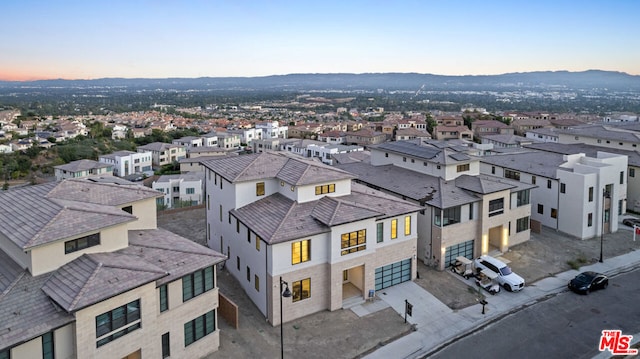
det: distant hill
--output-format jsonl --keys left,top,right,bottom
{"left": 1, "top": 70, "right": 639, "bottom": 92}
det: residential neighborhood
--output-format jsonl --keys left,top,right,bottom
{"left": 2, "top": 100, "right": 640, "bottom": 358}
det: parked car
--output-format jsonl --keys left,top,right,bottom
{"left": 568, "top": 271, "right": 608, "bottom": 294}
{"left": 622, "top": 218, "right": 640, "bottom": 227}
{"left": 473, "top": 255, "right": 525, "bottom": 292}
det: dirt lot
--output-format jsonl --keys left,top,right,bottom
{"left": 158, "top": 207, "right": 640, "bottom": 357}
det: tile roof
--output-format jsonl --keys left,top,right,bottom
{"left": 478, "top": 150, "right": 567, "bottom": 178}
{"left": 524, "top": 142, "right": 640, "bottom": 167}
{"left": 138, "top": 142, "right": 183, "bottom": 151}
{"left": 231, "top": 183, "right": 421, "bottom": 245}
{"left": 0, "top": 272, "right": 74, "bottom": 350}
{"left": 202, "top": 152, "right": 354, "bottom": 185}
{"left": 54, "top": 159, "right": 112, "bottom": 172}
{"left": 0, "top": 179, "right": 159, "bottom": 250}
{"left": 557, "top": 124, "right": 640, "bottom": 143}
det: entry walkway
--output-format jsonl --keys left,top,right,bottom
{"left": 356, "top": 249, "right": 640, "bottom": 359}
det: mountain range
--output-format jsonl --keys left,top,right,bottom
{"left": 1, "top": 70, "right": 639, "bottom": 92}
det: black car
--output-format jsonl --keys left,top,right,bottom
{"left": 568, "top": 271, "right": 608, "bottom": 294}
{"left": 622, "top": 218, "right": 640, "bottom": 227}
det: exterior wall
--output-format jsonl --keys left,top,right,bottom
{"left": 508, "top": 193, "right": 532, "bottom": 247}
{"left": 10, "top": 336, "right": 41, "bottom": 359}
{"left": 206, "top": 169, "right": 237, "bottom": 258}
{"left": 29, "top": 224, "right": 130, "bottom": 276}
{"left": 12, "top": 324, "right": 78, "bottom": 359}
{"left": 432, "top": 216, "right": 478, "bottom": 270}
{"left": 0, "top": 232, "right": 29, "bottom": 269}
{"left": 235, "top": 179, "right": 279, "bottom": 209}
{"left": 127, "top": 197, "right": 158, "bottom": 230}
{"left": 295, "top": 178, "right": 352, "bottom": 203}
{"left": 628, "top": 165, "right": 640, "bottom": 212}
{"left": 370, "top": 149, "right": 447, "bottom": 178}
{"left": 558, "top": 132, "right": 640, "bottom": 150}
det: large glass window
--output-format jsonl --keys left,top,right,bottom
{"left": 504, "top": 169, "right": 520, "bottom": 181}
{"left": 516, "top": 190, "right": 530, "bottom": 206}
{"left": 404, "top": 216, "right": 411, "bottom": 236}
{"left": 292, "top": 278, "right": 311, "bottom": 302}
{"left": 291, "top": 239, "right": 310, "bottom": 264}
{"left": 182, "top": 266, "right": 215, "bottom": 302}
{"left": 341, "top": 230, "right": 366, "bottom": 255}
{"left": 315, "top": 184, "right": 335, "bottom": 195}
{"left": 516, "top": 216, "right": 530, "bottom": 233}
{"left": 184, "top": 310, "right": 216, "bottom": 347}
{"left": 64, "top": 233, "right": 100, "bottom": 254}
{"left": 456, "top": 164, "right": 470, "bottom": 172}
{"left": 95, "top": 299, "right": 141, "bottom": 347}
{"left": 488, "top": 198, "right": 504, "bottom": 217}
{"left": 435, "top": 206, "right": 461, "bottom": 226}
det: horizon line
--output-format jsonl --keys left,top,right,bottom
{"left": 0, "top": 69, "right": 636, "bottom": 83}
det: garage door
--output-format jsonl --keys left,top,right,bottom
{"left": 375, "top": 258, "right": 411, "bottom": 291}
{"left": 444, "top": 240, "right": 474, "bottom": 268}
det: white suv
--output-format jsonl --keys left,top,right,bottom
{"left": 473, "top": 255, "right": 525, "bottom": 292}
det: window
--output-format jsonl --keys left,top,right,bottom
{"left": 516, "top": 216, "right": 529, "bottom": 233}
{"left": 469, "top": 204, "right": 474, "bottom": 220}
{"left": 488, "top": 198, "right": 504, "bottom": 217}
{"left": 560, "top": 183, "right": 566, "bottom": 193}
{"left": 516, "top": 190, "right": 530, "bottom": 206}
{"left": 504, "top": 169, "right": 520, "bottom": 181}
{"left": 207, "top": 194, "right": 210, "bottom": 210}
{"left": 551, "top": 208, "right": 557, "bottom": 219}
{"left": 532, "top": 176, "right": 536, "bottom": 185}
{"left": 315, "top": 184, "right": 335, "bottom": 195}
{"left": 457, "top": 164, "right": 470, "bottom": 172}
{"left": 403, "top": 157, "right": 407, "bottom": 162}
{"left": 404, "top": 216, "right": 411, "bottom": 235}
{"left": 630, "top": 168, "right": 636, "bottom": 178}
{"left": 42, "top": 332, "right": 54, "bottom": 359}
{"left": 376, "top": 223, "right": 383, "bottom": 243}
{"left": 186, "top": 187, "right": 195, "bottom": 194}
{"left": 182, "top": 266, "right": 215, "bottom": 302}
{"left": 246, "top": 266, "right": 250, "bottom": 282}
{"left": 122, "top": 205, "right": 133, "bottom": 214}
{"left": 255, "top": 275, "right": 260, "bottom": 291}
{"left": 256, "top": 182, "right": 265, "bottom": 196}
{"left": 162, "top": 332, "right": 170, "bottom": 358}
{"left": 538, "top": 204, "right": 544, "bottom": 214}
{"left": 435, "top": 206, "right": 461, "bottom": 226}
{"left": 341, "top": 230, "right": 367, "bottom": 255}
{"left": 291, "top": 239, "right": 310, "bottom": 264}
{"left": 184, "top": 310, "right": 216, "bottom": 347}
{"left": 236, "top": 256, "right": 240, "bottom": 270}
{"left": 391, "top": 219, "right": 398, "bottom": 239}
{"left": 292, "top": 278, "right": 311, "bottom": 302}
{"left": 547, "top": 179, "right": 552, "bottom": 189}
{"left": 423, "top": 161, "right": 428, "bottom": 166}
{"left": 619, "top": 199, "right": 623, "bottom": 215}
{"left": 65, "top": 233, "right": 100, "bottom": 254}
{"left": 588, "top": 213, "right": 593, "bottom": 227}
{"left": 0, "top": 349, "right": 8, "bottom": 359}
{"left": 589, "top": 187, "right": 594, "bottom": 202}
{"left": 385, "top": 152, "right": 388, "bottom": 157}
{"left": 411, "top": 158, "right": 415, "bottom": 163}
{"left": 159, "top": 284, "right": 168, "bottom": 312}
{"left": 256, "top": 235, "right": 261, "bottom": 251}
{"left": 96, "top": 299, "right": 141, "bottom": 347}
{"left": 620, "top": 171, "right": 625, "bottom": 184}
{"left": 219, "top": 205, "right": 223, "bottom": 222}
{"left": 491, "top": 166, "right": 495, "bottom": 174}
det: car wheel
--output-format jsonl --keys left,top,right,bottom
{"left": 603, "top": 281, "right": 608, "bottom": 289}
{"left": 504, "top": 284, "right": 512, "bottom": 292}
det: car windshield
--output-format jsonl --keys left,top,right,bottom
{"left": 575, "top": 273, "right": 594, "bottom": 283}
{"left": 500, "top": 266, "right": 512, "bottom": 276}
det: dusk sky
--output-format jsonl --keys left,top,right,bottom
{"left": 2, "top": 0, "right": 639, "bottom": 81}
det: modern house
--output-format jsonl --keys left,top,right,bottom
{"left": 98, "top": 150, "right": 153, "bottom": 177}
{"left": 152, "top": 172, "right": 205, "bottom": 209}
{"left": 256, "top": 121, "right": 288, "bottom": 139}
{"left": 202, "top": 152, "right": 421, "bottom": 325}
{"left": 479, "top": 149, "right": 627, "bottom": 239}
{"left": 336, "top": 140, "right": 533, "bottom": 270}
{"left": 0, "top": 179, "right": 226, "bottom": 359}
{"left": 54, "top": 159, "right": 113, "bottom": 180}
{"left": 137, "top": 142, "right": 187, "bottom": 168}
{"left": 432, "top": 118, "right": 473, "bottom": 141}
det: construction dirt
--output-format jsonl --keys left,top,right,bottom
{"left": 158, "top": 207, "right": 640, "bottom": 358}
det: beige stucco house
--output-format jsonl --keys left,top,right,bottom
{"left": 0, "top": 179, "right": 225, "bottom": 359}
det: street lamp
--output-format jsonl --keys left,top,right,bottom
{"left": 280, "top": 277, "right": 292, "bottom": 359}
{"left": 600, "top": 189, "right": 610, "bottom": 263}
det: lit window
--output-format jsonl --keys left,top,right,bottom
{"left": 291, "top": 239, "right": 310, "bottom": 264}
{"left": 404, "top": 216, "right": 411, "bottom": 235}
{"left": 256, "top": 182, "right": 265, "bottom": 196}
{"left": 391, "top": 219, "right": 398, "bottom": 239}
{"left": 292, "top": 278, "right": 311, "bottom": 302}
{"left": 340, "top": 230, "right": 366, "bottom": 255}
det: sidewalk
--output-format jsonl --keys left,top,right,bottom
{"left": 358, "top": 248, "right": 640, "bottom": 359}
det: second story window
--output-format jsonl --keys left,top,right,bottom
{"left": 182, "top": 266, "right": 215, "bottom": 302}
{"left": 391, "top": 219, "right": 398, "bottom": 239}
{"left": 96, "top": 299, "right": 141, "bottom": 347}
{"left": 504, "top": 169, "right": 520, "bottom": 181}
{"left": 376, "top": 223, "right": 383, "bottom": 243}
{"left": 489, "top": 198, "right": 504, "bottom": 217}
{"left": 291, "top": 239, "right": 310, "bottom": 264}
{"left": 404, "top": 216, "right": 411, "bottom": 235}
{"left": 341, "top": 230, "right": 366, "bottom": 255}
{"left": 435, "top": 206, "right": 461, "bottom": 226}
{"left": 457, "top": 164, "right": 470, "bottom": 172}
{"left": 516, "top": 190, "right": 530, "bottom": 206}
{"left": 256, "top": 182, "right": 265, "bottom": 196}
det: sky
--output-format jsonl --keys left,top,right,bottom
{"left": 1, "top": 0, "right": 639, "bottom": 81}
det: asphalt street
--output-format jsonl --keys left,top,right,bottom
{"left": 429, "top": 267, "right": 640, "bottom": 359}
